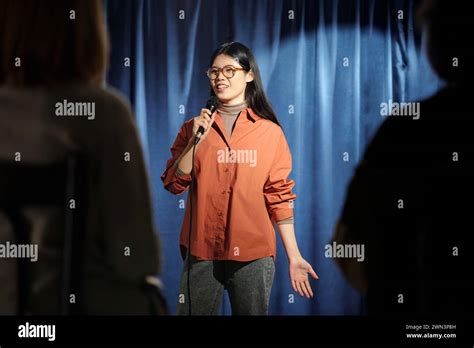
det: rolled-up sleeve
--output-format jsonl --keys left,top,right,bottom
{"left": 264, "top": 131, "right": 296, "bottom": 222}
{"left": 161, "top": 122, "right": 192, "bottom": 195}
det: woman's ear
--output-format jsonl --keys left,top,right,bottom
{"left": 245, "top": 70, "right": 255, "bottom": 83}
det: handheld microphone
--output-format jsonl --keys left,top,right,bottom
{"left": 194, "top": 96, "right": 219, "bottom": 145}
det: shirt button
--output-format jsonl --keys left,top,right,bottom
{"left": 217, "top": 212, "right": 223, "bottom": 217}
{"left": 224, "top": 168, "right": 229, "bottom": 172}
{"left": 221, "top": 190, "right": 226, "bottom": 194}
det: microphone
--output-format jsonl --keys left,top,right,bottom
{"left": 194, "top": 96, "right": 219, "bottom": 145}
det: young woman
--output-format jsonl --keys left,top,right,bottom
{"left": 162, "top": 42, "right": 318, "bottom": 315}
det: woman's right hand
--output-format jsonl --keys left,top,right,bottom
{"left": 191, "top": 108, "right": 216, "bottom": 143}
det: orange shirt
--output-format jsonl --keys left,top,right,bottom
{"left": 161, "top": 108, "right": 296, "bottom": 261}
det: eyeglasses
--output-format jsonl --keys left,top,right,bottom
{"left": 206, "top": 65, "right": 247, "bottom": 80}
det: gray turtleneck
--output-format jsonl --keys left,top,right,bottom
{"left": 218, "top": 100, "right": 247, "bottom": 137}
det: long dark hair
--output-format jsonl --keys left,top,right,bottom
{"left": 209, "top": 42, "right": 280, "bottom": 126}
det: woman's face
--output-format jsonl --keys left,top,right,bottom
{"left": 209, "top": 54, "right": 254, "bottom": 105}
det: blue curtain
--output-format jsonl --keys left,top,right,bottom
{"left": 105, "top": 0, "right": 442, "bottom": 315}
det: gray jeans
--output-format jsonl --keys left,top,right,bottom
{"left": 177, "top": 255, "right": 275, "bottom": 315}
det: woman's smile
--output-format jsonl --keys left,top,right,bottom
{"left": 215, "top": 82, "right": 229, "bottom": 93}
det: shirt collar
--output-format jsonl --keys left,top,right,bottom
{"left": 245, "top": 107, "right": 263, "bottom": 122}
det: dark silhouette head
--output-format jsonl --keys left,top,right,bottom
{"left": 418, "top": 0, "right": 473, "bottom": 86}
{"left": 0, "top": 0, "right": 108, "bottom": 87}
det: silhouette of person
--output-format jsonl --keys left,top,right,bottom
{"left": 333, "top": 0, "right": 474, "bottom": 315}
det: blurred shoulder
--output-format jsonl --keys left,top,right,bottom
{"left": 80, "top": 84, "right": 134, "bottom": 121}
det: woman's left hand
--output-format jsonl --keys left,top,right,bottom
{"left": 289, "top": 256, "right": 319, "bottom": 298}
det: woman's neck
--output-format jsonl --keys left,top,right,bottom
{"left": 218, "top": 100, "right": 247, "bottom": 116}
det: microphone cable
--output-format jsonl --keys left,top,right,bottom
{"left": 187, "top": 141, "right": 197, "bottom": 315}
{"left": 186, "top": 97, "right": 218, "bottom": 315}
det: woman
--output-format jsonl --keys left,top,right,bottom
{"left": 0, "top": 0, "right": 162, "bottom": 314}
{"left": 162, "top": 42, "right": 318, "bottom": 315}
